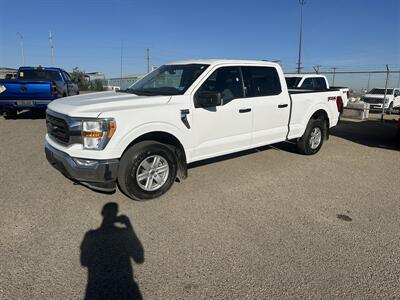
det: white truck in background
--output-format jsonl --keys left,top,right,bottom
{"left": 285, "top": 74, "right": 350, "bottom": 107}
{"left": 362, "top": 88, "right": 400, "bottom": 114}
{"left": 45, "top": 59, "right": 344, "bottom": 200}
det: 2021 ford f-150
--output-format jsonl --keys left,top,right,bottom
{"left": 45, "top": 59, "right": 344, "bottom": 200}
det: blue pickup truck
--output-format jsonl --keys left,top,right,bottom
{"left": 0, "top": 66, "right": 79, "bottom": 118}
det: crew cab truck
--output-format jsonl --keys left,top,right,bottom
{"left": 45, "top": 60, "right": 343, "bottom": 200}
{"left": 0, "top": 66, "right": 78, "bottom": 118}
{"left": 362, "top": 88, "right": 400, "bottom": 114}
{"left": 285, "top": 74, "right": 350, "bottom": 107}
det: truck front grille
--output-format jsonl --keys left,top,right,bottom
{"left": 364, "top": 98, "right": 383, "bottom": 104}
{"left": 46, "top": 113, "right": 70, "bottom": 144}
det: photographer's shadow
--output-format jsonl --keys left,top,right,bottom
{"left": 80, "top": 202, "right": 144, "bottom": 300}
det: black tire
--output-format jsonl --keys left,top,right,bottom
{"left": 118, "top": 141, "right": 178, "bottom": 200}
{"left": 4, "top": 109, "right": 17, "bottom": 119}
{"left": 297, "top": 118, "right": 325, "bottom": 155}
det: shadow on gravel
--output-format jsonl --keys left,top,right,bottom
{"left": 80, "top": 202, "right": 144, "bottom": 300}
{"left": 331, "top": 119, "right": 399, "bottom": 151}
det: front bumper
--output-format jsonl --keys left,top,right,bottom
{"left": 45, "top": 142, "right": 119, "bottom": 192}
{"left": 0, "top": 100, "right": 53, "bottom": 109}
{"left": 366, "top": 103, "right": 388, "bottom": 110}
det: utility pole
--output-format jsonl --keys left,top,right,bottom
{"left": 146, "top": 48, "right": 150, "bottom": 73}
{"left": 16, "top": 32, "right": 25, "bottom": 66}
{"left": 367, "top": 72, "right": 371, "bottom": 91}
{"left": 48, "top": 31, "right": 55, "bottom": 66}
{"left": 381, "top": 64, "right": 390, "bottom": 121}
{"left": 332, "top": 67, "right": 337, "bottom": 86}
{"left": 313, "top": 65, "right": 322, "bottom": 74}
{"left": 120, "top": 40, "right": 124, "bottom": 81}
{"left": 296, "top": 0, "right": 306, "bottom": 74}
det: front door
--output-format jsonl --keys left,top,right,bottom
{"left": 191, "top": 66, "right": 252, "bottom": 161}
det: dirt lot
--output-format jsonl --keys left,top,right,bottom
{"left": 0, "top": 111, "right": 399, "bottom": 299}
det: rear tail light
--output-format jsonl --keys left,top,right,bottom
{"left": 336, "top": 96, "right": 343, "bottom": 113}
{"left": 51, "top": 81, "right": 58, "bottom": 97}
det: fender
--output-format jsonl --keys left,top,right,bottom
{"left": 298, "top": 103, "right": 331, "bottom": 137}
{"left": 117, "top": 121, "right": 190, "bottom": 159}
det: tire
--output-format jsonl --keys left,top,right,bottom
{"left": 297, "top": 118, "right": 325, "bottom": 155}
{"left": 118, "top": 141, "right": 178, "bottom": 200}
{"left": 387, "top": 102, "right": 394, "bottom": 115}
{"left": 4, "top": 109, "right": 17, "bottom": 119}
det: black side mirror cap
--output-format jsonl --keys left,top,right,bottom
{"left": 194, "top": 91, "right": 222, "bottom": 108}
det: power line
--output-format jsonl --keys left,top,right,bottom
{"left": 313, "top": 65, "right": 322, "bottom": 74}
{"left": 146, "top": 48, "right": 150, "bottom": 73}
{"left": 296, "top": 0, "right": 306, "bottom": 74}
{"left": 16, "top": 32, "right": 25, "bottom": 66}
{"left": 48, "top": 31, "right": 55, "bottom": 67}
{"left": 332, "top": 67, "right": 337, "bottom": 86}
{"left": 120, "top": 40, "right": 123, "bottom": 80}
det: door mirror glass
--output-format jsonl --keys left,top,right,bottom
{"left": 194, "top": 91, "right": 222, "bottom": 108}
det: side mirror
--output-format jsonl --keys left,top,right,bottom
{"left": 194, "top": 91, "right": 222, "bottom": 108}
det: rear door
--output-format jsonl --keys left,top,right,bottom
{"left": 241, "top": 66, "right": 290, "bottom": 146}
{"left": 191, "top": 66, "right": 253, "bottom": 160}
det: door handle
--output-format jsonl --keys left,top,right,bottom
{"left": 239, "top": 108, "right": 251, "bottom": 113}
{"left": 278, "top": 104, "right": 288, "bottom": 108}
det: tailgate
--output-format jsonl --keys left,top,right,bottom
{"left": 0, "top": 81, "right": 53, "bottom": 100}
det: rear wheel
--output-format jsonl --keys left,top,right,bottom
{"left": 4, "top": 108, "right": 17, "bottom": 119}
{"left": 297, "top": 118, "right": 325, "bottom": 155}
{"left": 118, "top": 141, "right": 178, "bottom": 200}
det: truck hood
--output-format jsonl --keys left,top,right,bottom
{"left": 47, "top": 91, "right": 172, "bottom": 118}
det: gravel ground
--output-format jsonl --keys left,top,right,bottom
{"left": 0, "top": 111, "right": 399, "bottom": 299}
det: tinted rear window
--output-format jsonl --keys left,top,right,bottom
{"left": 19, "top": 69, "right": 61, "bottom": 81}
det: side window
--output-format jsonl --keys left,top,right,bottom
{"left": 242, "top": 66, "right": 281, "bottom": 97}
{"left": 197, "top": 67, "right": 244, "bottom": 105}
{"left": 63, "top": 71, "right": 72, "bottom": 83}
{"left": 301, "top": 78, "right": 314, "bottom": 89}
{"left": 313, "top": 78, "right": 327, "bottom": 90}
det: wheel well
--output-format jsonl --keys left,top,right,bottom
{"left": 124, "top": 131, "right": 188, "bottom": 180}
{"left": 311, "top": 109, "right": 330, "bottom": 139}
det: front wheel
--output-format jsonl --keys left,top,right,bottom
{"left": 297, "top": 118, "right": 325, "bottom": 155}
{"left": 118, "top": 141, "right": 178, "bottom": 200}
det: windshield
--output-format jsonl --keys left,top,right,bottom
{"left": 368, "top": 88, "right": 393, "bottom": 95}
{"left": 19, "top": 69, "right": 61, "bottom": 81}
{"left": 123, "top": 64, "right": 209, "bottom": 96}
{"left": 285, "top": 77, "right": 302, "bottom": 88}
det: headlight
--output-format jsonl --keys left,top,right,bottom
{"left": 81, "top": 118, "right": 116, "bottom": 150}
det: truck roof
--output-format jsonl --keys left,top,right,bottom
{"left": 285, "top": 74, "right": 327, "bottom": 78}
{"left": 167, "top": 59, "right": 280, "bottom": 68}
{"left": 19, "top": 66, "right": 64, "bottom": 71}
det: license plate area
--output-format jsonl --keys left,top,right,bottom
{"left": 16, "top": 100, "right": 34, "bottom": 106}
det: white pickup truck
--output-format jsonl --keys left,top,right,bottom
{"left": 285, "top": 74, "right": 350, "bottom": 107}
{"left": 45, "top": 59, "right": 344, "bottom": 200}
{"left": 362, "top": 88, "right": 400, "bottom": 114}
